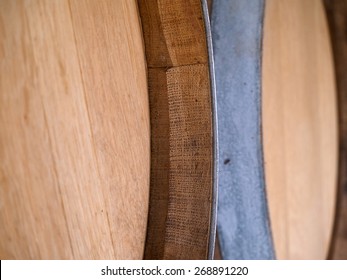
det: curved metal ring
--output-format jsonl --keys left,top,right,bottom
{"left": 211, "top": 0, "right": 275, "bottom": 260}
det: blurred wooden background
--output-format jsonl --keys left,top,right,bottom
{"left": 324, "top": 0, "right": 347, "bottom": 260}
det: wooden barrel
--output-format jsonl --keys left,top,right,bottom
{"left": 0, "top": 0, "right": 217, "bottom": 259}
{"left": 138, "top": 0, "right": 217, "bottom": 260}
{"left": 262, "top": 0, "right": 338, "bottom": 259}
{"left": 212, "top": 0, "right": 339, "bottom": 259}
{"left": 0, "top": 0, "right": 151, "bottom": 259}
{"left": 1, "top": 0, "right": 344, "bottom": 260}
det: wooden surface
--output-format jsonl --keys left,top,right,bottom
{"left": 262, "top": 0, "right": 338, "bottom": 259}
{"left": 324, "top": 0, "right": 347, "bottom": 260}
{"left": 138, "top": 0, "right": 214, "bottom": 259}
{"left": 0, "top": 0, "right": 150, "bottom": 259}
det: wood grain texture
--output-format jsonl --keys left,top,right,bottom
{"left": 262, "top": 0, "right": 338, "bottom": 259}
{"left": 324, "top": 0, "right": 347, "bottom": 260}
{"left": 0, "top": 0, "right": 150, "bottom": 259}
{"left": 138, "top": 0, "right": 214, "bottom": 259}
